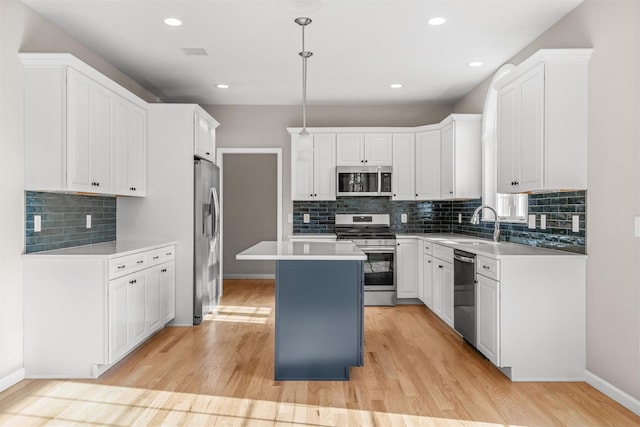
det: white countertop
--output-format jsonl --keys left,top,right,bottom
{"left": 396, "top": 233, "right": 586, "bottom": 259}
{"left": 236, "top": 241, "right": 366, "bottom": 261}
{"left": 23, "top": 240, "right": 177, "bottom": 258}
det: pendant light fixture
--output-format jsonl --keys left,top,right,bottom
{"left": 295, "top": 17, "right": 313, "bottom": 162}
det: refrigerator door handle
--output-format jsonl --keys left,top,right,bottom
{"left": 210, "top": 187, "right": 220, "bottom": 240}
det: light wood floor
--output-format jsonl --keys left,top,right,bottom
{"left": 1, "top": 279, "right": 638, "bottom": 426}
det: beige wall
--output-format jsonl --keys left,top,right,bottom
{"left": 0, "top": 0, "right": 157, "bottom": 382}
{"left": 454, "top": 0, "right": 640, "bottom": 403}
{"left": 222, "top": 154, "right": 277, "bottom": 276}
{"left": 205, "top": 104, "right": 453, "bottom": 238}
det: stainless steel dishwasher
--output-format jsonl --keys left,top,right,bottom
{"left": 453, "top": 249, "right": 477, "bottom": 346}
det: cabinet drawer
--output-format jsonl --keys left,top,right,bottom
{"left": 148, "top": 246, "right": 176, "bottom": 266}
{"left": 109, "top": 253, "right": 147, "bottom": 279}
{"left": 433, "top": 244, "right": 453, "bottom": 262}
{"left": 477, "top": 256, "right": 499, "bottom": 281}
{"left": 423, "top": 240, "right": 433, "bottom": 254}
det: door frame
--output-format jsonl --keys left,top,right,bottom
{"left": 216, "top": 148, "right": 283, "bottom": 284}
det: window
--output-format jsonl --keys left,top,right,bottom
{"left": 481, "top": 64, "right": 527, "bottom": 223}
{"left": 497, "top": 193, "right": 527, "bottom": 222}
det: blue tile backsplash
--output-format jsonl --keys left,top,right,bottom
{"left": 293, "top": 191, "right": 586, "bottom": 254}
{"left": 25, "top": 191, "right": 116, "bottom": 253}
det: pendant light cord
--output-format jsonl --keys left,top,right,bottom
{"left": 296, "top": 17, "right": 312, "bottom": 136}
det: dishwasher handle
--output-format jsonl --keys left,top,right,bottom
{"left": 453, "top": 252, "right": 476, "bottom": 264}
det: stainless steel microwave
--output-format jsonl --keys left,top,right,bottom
{"left": 336, "top": 166, "right": 392, "bottom": 196}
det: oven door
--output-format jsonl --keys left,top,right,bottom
{"left": 360, "top": 246, "right": 396, "bottom": 291}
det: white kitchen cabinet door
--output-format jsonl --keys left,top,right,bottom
{"left": 477, "top": 274, "right": 500, "bottom": 365}
{"left": 392, "top": 134, "right": 415, "bottom": 200}
{"left": 313, "top": 134, "right": 337, "bottom": 200}
{"left": 432, "top": 261, "right": 443, "bottom": 317}
{"left": 291, "top": 134, "right": 315, "bottom": 200}
{"left": 113, "top": 97, "right": 146, "bottom": 197}
{"left": 397, "top": 239, "right": 418, "bottom": 299}
{"left": 67, "top": 68, "right": 112, "bottom": 193}
{"left": 441, "top": 261, "right": 454, "bottom": 328}
{"left": 160, "top": 262, "right": 176, "bottom": 324}
{"left": 440, "top": 122, "right": 455, "bottom": 199}
{"left": 422, "top": 253, "right": 434, "bottom": 309}
{"left": 194, "top": 109, "right": 216, "bottom": 162}
{"left": 497, "top": 65, "right": 544, "bottom": 194}
{"left": 128, "top": 273, "right": 147, "bottom": 346}
{"left": 415, "top": 130, "right": 441, "bottom": 200}
{"left": 108, "top": 275, "right": 129, "bottom": 363}
{"left": 108, "top": 271, "right": 147, "bottom": 364}
{"left": 336, "top": 134, "right": 364, "bottom": 166}
{"left": 146, "top": 265, "right": 162, "bottom": 333}
{"left": 497, "top": 83, "right": 520, "bottom": 193}
{"left": 517, "top": 65, "right": 545, "bottom": 192}
{"left": 364, "top": 134, "right": 393, "bottom": 166}
{"left": 291, "top": 133, "right": 336, "bottom": 201}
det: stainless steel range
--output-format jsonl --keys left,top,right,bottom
{"left": 335, "top": 214, "right": 396, "bottom": 306}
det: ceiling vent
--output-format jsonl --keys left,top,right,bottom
{"left": 182, "top": 48, "right": 208, "bottom": 56}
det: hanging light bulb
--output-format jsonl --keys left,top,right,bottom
{"left": 295, "top": 17, "right": 313, "bottom": 162}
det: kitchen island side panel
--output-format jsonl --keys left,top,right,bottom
{"left": 275, "top": 260, "right": 363, "bottom": 380}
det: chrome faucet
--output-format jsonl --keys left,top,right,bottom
{"left": 470, "top": 205, "right": 501, "bottom": 243}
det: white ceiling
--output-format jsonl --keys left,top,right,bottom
{"left": 21, "top": 0, "right": 583, "bottom": 105}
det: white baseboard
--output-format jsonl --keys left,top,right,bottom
{"left": 585, "top": 370, "right": 640, "bottom": 416}
{"left": 223, "top": 274, "right": 275, "bottom": 279}
{"left": 0, "top": 368, "right": 25, "bottom": 393}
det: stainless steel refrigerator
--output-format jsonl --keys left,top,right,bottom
{"left": 194, "top": 158, "right": 221, "bottom": 325}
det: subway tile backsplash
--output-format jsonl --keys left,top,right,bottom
{"left": 25, "top": 191, "right": 116, "bottom": 253}
{"left": 293, "top": 191, "right": 586, "bottom": 254}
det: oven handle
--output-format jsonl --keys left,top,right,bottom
{"left": 359, "top": 246, "right": 396, "bottom": 253}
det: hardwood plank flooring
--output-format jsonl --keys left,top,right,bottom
{"left": 1, "top": 279, "right": 638, "bottom": 426}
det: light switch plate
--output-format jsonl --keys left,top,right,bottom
{"left": 303, "top": 213, "right": 310, "bottom": 224}
{"left": 458, "top": 213, "right": 462, "bottom": 224}
{"left": 572, "top": 215, "right": 580, "bottom": 233}
{"left": 34, "top": 215, "right": 41, "bottom": 232}
{"left": 540, "top": 214, "right": 546, "bottom": 230}
{"left": 528, "top": 214, "right": 536, "bottom": 229}
{"left": 635, "top": 217, "right": 640, "bottom": 237}
{"left": 401, "top": 213, "right": 408, "bottom": 223}
{"left": 86, "top": 214, "right": 92, "bottom": 229}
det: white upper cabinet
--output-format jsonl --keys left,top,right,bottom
{"left": 495, "top": 49, "right": 592, "bottom": 193}
{"left": 21, "top": 53, "right": 148, "bottom": 197}
{"left": 336, "top": 134, "right": 364, "bottom": 166}
{"left": 439, "top": 115, "right": 482, "bottom": 200}
{"left": 336, "top": 133, "right": 392, "bottom": 166}
{"left": 113, "top": 97, "right": 147, "bottom": 196}
{"left": 415, "top": 129, "right": 441, "bottom": 200}
{"left": 364, "top": 134, "right": 393, "bottom": 166}
{"left": 194, "top": 109, "right": 217, "bottom": 162}
{"left": 391, "top": 133, "right": 415, "bottom": 200}
{"left": 66, "top": 68, "right": 113, "bottom": 193}
{"left": 290, "top": 132, "right": 336, "bottom": 201}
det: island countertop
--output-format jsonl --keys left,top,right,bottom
{"left": 236, "top": 241, "right": 366, "bottom": 261}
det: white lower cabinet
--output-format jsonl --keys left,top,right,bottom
{"left": 431, "top": 244, "right": 454, "bottom": 327}
{"left": 24, "top": 243, "right": 176, "bottom": 378}
{"left": 476, "top": 273, "right": 500, "bottom": 365}
{"left": 422, "top": 253, "right": 434, "bottom": 308}
{"left": 396, "top": 238, "right": 419, "bottom": 299}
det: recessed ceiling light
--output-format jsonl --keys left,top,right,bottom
{"left": 468, "top": 61, "right": 484, "bottom": 67}
{"left": 428, "top": 17, "right": 446, "bottom": 26}
{"left": 390, "top": 83, "right": 403, "bottom": 89}
{"left": 216, "top": 84, "right": 229, "bottom": 89}
{"left": 164, "top": 18, "right": 182, "bottom": 27}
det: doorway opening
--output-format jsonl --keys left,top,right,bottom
{"left": 217, "top": 148, "right": 282, "bottom": 288}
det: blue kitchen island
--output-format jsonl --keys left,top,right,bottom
{"left": 236, "top": 241, "right": 366, "bottom": 381}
